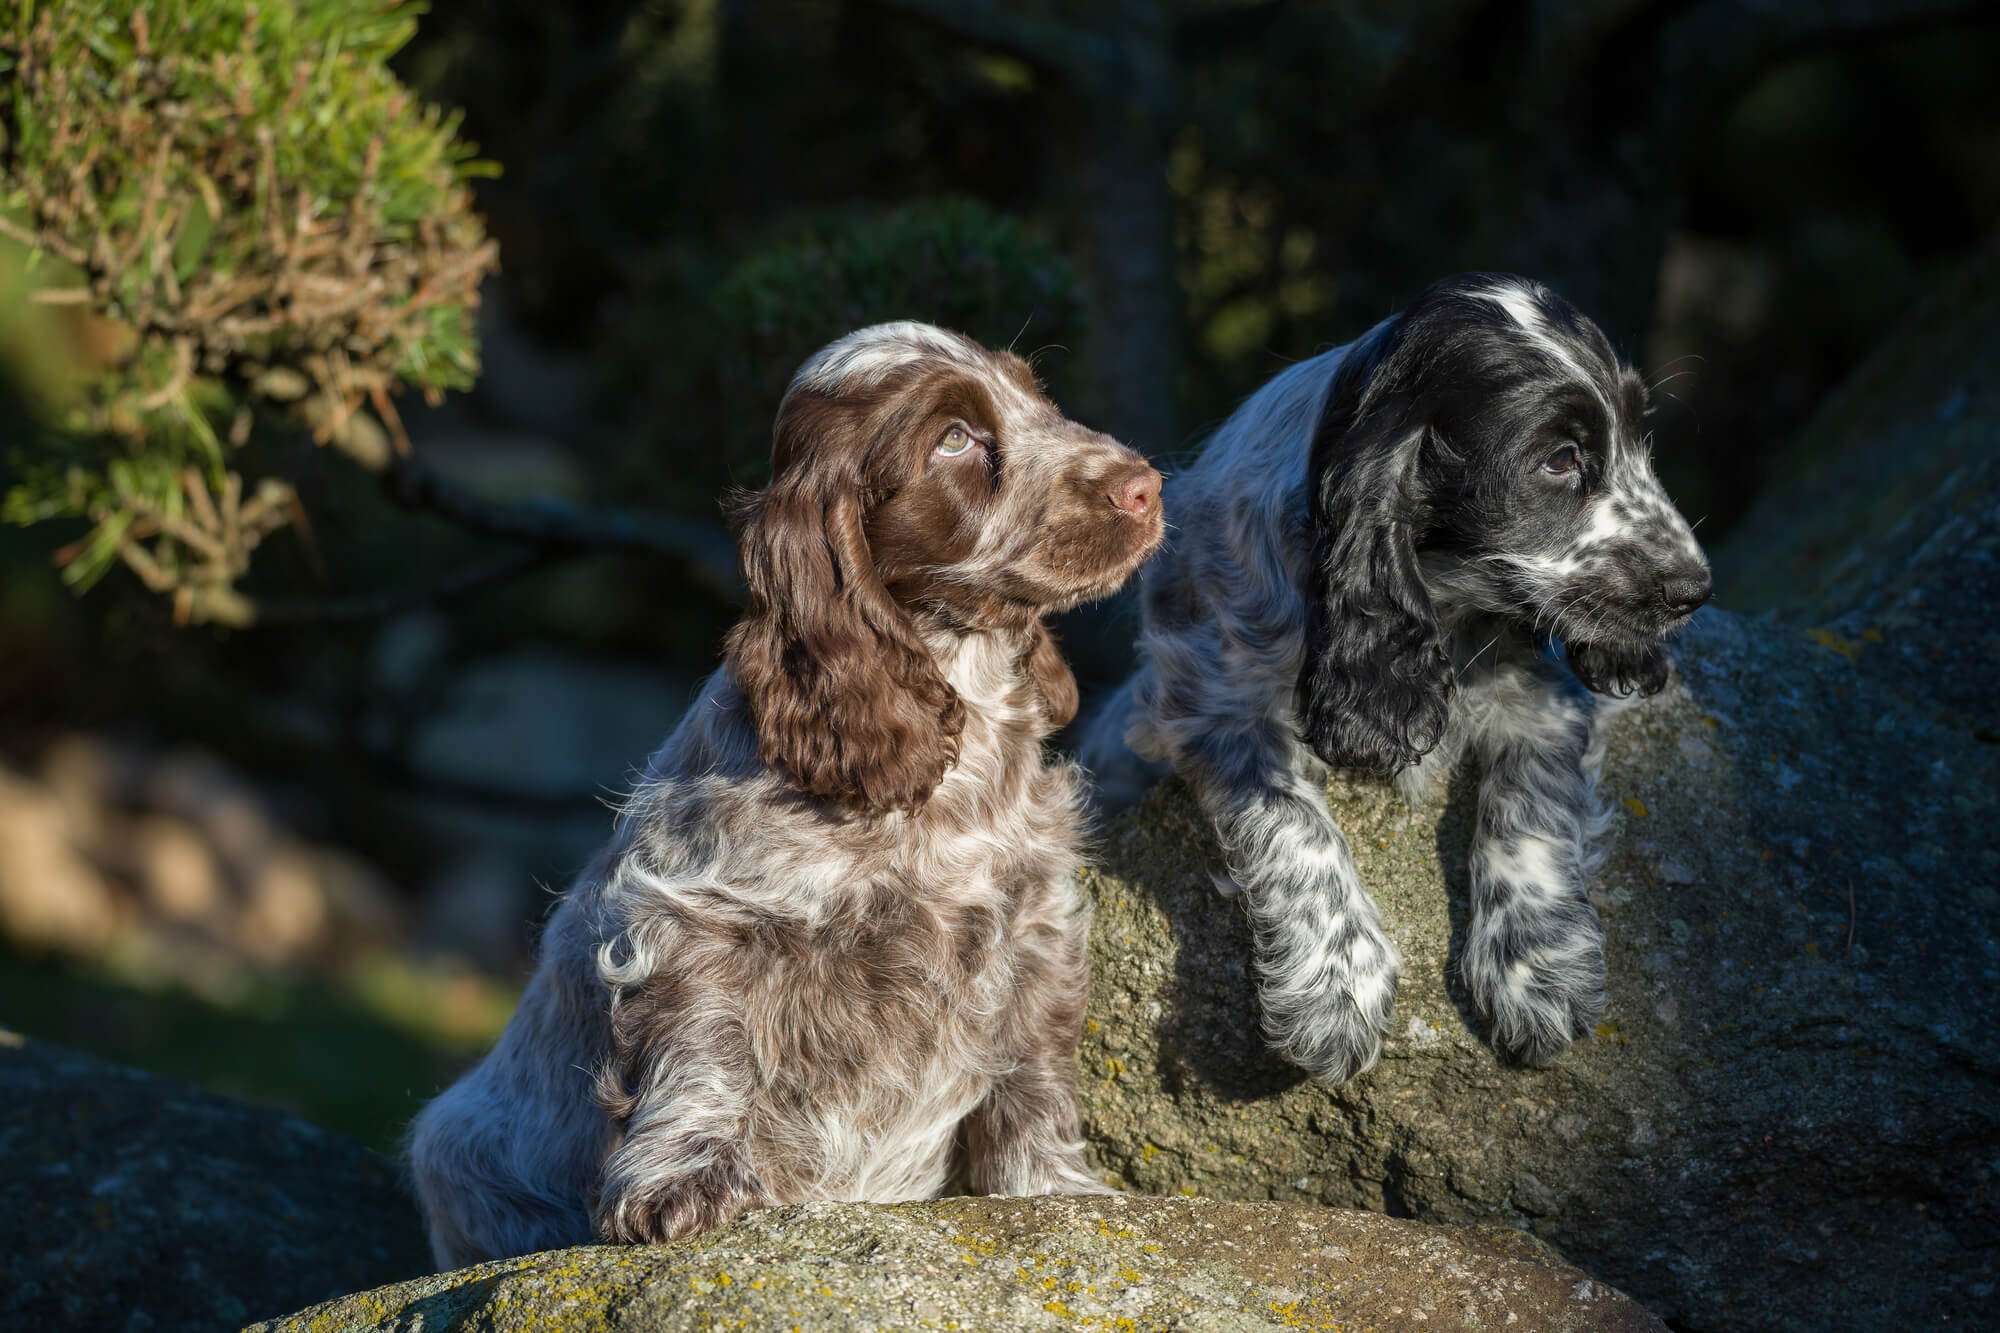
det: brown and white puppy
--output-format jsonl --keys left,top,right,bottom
{"left": 407, "top": 322, "right": 1162, "bottom": 1267}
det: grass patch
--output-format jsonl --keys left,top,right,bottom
{"left": 0, "top": 947, "right": 513, "bottom": 1153}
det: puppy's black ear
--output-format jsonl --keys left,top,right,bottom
{"left": 1566, "top": 641, "right": 1670, "bottom": 698}
{"left": 1295, "top": 325, "right": 1453, "bottom": 775}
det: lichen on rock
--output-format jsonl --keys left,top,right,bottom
{"left": 249, "top": 1194, "right": 1663, "bottom": 1332}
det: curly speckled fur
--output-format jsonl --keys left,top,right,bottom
{"left": 409, "top": 323, "right": 1161, "bottom": 1268}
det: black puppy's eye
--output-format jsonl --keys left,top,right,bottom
{"left": 1541, "top": 444, "right": 1582, "bottom": 476}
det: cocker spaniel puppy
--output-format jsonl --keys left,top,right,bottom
{"left": 410, "top": 323, "right": 1162, "bottom": 1268}
{"left": 1082, "top": 273, "right": 1710, "bottom": 1081}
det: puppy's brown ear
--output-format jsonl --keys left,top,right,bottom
{"left": 725, "top": 441, "right": 963, "bottom": 813}
{"left": 1023, "top": 620, "right": 1079, "bottom": 729}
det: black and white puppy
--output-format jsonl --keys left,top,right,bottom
{"left": 1082, "top": 273, "right": 1711, "bottom": 1079}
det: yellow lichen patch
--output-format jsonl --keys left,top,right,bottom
{"left": 1805, "top": 626, "right": 1866, "bottom": 658}
{"left": 1622, "top": 796, "right": 1649, "bottom": 818}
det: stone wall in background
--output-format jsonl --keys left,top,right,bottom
{"left": 0, "top": 737, "right": 402, "bottom": 988}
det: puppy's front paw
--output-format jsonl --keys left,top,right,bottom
{"left": 595, "top": 1149, "right": 767, "bottom": 1247}
{"left": 1257, "top": 915, "right": 1400, "bottom": 1085}
{"left": 1464, "top": 912, "right": 1607, "bottom": 1066}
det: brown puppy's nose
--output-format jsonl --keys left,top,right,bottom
{"left": 1108, "top": 465, "right": 1162, "bottom": 516}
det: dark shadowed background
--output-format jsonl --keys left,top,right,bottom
{"left": 0, "top": 0, "right": 1995, "bottom": 1156}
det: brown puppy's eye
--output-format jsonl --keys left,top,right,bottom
{"left": 935, "top": 425, "right": 977, "bottom": 458}
{"left": 1541, "top": 444, "right": 1581, "bottom": 476}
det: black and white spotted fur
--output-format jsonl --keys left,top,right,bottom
{"left": 1082, "top": 273, "right": 1711, "bottom": 1079}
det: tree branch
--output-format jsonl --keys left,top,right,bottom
{"left": 382, "top": 456, "right": 743, "bottom": 605}
{"left": 858, "top": 0, "right": 1126, "bottom": 88}
{"left": 235, "top": 548, "right": 555, "bottom": 627}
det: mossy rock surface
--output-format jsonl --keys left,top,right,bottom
{"left": 251, "top": 1194, "right": 1661, "bottom": 1332}
{"left": 0, "top": 1032, "right": 431, "bottom": 1331}
{"left": 1075, "top": 250, "right": 2000, "bottom": 1332}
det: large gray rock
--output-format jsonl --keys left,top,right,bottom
{"left": 252, "top": 1194, "right": 1663, "bottom": 1332}
{"left": 0, "top": 1033, "right": 432, "bottom": 1331}
{"left": 1075, "top": 251, "right": 2000, "bottom": 1332}
{"left": 1713, "top": 234, "right": 1999, "bottom": 630}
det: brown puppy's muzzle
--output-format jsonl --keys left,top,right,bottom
{"left": 1046, "top": 443, "right": 1164, "bottom": 598}
{"left": 1106, "top": 459, "right": 1162, "bottom": 517}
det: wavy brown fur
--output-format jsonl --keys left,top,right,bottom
{"left": 407, "top": 322, "right": 1161, "bottom": 1267}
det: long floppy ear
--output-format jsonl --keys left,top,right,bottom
{"left": 1566, "top": 641, "right": 1670, "bottom": 699}
{"left": 1022, "top": 619, "right": 1079, "bottom": 729}
{"left": 724, "top": 467, "right": 963, "bottom": 813}
{"left": 1294, "top": 330, "right": 1453, "bottom": 775}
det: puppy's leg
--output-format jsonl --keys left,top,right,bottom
{"left": 408, "top": 937, "right": 610, "bottom": 1269}
{"left": 1182, "top": 717, "right": 1400, "bottom": 1084}
{"left": 964, "top": 874, "right": 1111, "bottom": 1196}
{"left": 408, "top": 1064, "right": 595, "bottom": 1269}
{"left": 1461, "top": 668, "right": 1609, "bottom": 1065}
{"left": 592, "top": 979, "right": 770, "bottom": 1246}
{"left": 1076, "top": 667, "right": 1170, "bottom": 816}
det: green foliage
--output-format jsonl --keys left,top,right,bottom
{"left": 613, "top": 198, "right": 1083, "bottom": 497}
{"left": 0, "top": 948, "right": 509, "bottom": 1152}
{"left": 0, "top": 0, "right": 495, "bottom": 621}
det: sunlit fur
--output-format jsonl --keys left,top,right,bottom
{"left": 410, "top": 323, "right": 1161, "bottom": 1268}
{"left": 1082, "top": 274, "right": 1710, "bottom": 1080}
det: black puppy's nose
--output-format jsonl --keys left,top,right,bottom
{"left": 1660, "top": 569, "right": 1713, "bottom": 615}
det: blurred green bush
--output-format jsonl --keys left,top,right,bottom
{"left": 0, "top": 0, "right": 495, "bottom": 622}
{"left": 608, "top": 197, "right": 1083, "bottom": 502}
